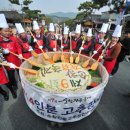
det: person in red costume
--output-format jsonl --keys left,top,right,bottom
{"left": 0, "top": 46, "right": 17, "bottom": 100}
{"left": 81, "top": 28, "right": 95, "bottom": 56}
{"left": 71, "top": 24, "right": 82, "bottom": 53}
{"left": 15, "top": 23, "right": 32, "bottom": 59}
{"left": 93, "top": 23, "right": 109, "bottom": 60}
{"left": 0, "top": 14, "right": 22, "bottom": 93}
{"left": 45, "top": 23, "right": 58, "bottom": 52}
{"left": 32, "top": 20, "right": 46, "bottom": 54}
{"left": 58, "top": 26, "right": 70, "bottom": 52}
{"left": 103, "top": 25, "right": 122, "bottom": 75}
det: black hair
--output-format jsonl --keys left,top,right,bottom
{"left": 125, "top": 31, "right": 130, "bottom": 34}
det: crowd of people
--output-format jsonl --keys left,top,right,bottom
{"left": 0, "top": 13, "right": 130, "bottom": 101}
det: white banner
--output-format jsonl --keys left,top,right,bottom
{"left": 21, "top": 80, "right": 105, "bottom": 123}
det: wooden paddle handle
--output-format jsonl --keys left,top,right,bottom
{"left": 90, "top": 38, "right": 109, "bottom": 59}
{"left": 0, "top": 62, "right": 19, "bottom": 70}
{"left": 27, "top": 27, "right": 35, "bottom": 39}
{"left": 69, "top": 34, "right": 72, "bottom": 56}
{"left": 27, "top": 27, "right": 40, "bottom": 48}
{"left": 97, "top": 41, "right": 111, "bottom": 62}
{"left": 9, "top": 51, "right": 26, "bottom": 61}
{"left": 96, "top": 38, "right": 108, "bottom": 51}
{"left": 78, "top": 40, "right": 85, "bottom": 56}
{"left": 27, "top": 27, "right": 46, "bottom": 54}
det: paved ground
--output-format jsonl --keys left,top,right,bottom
{"left": 0, "top": 61, "right": 130, "bottom": 130}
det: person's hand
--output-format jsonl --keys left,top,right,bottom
{"left": 28, "top": 46, "right": 33, "bottom": 52}
{"left": 59, "top": 36, "right": 62, "bottom": 40}
{"left": 2, "top": 61, "right": 8, "bottom": 64}
{"left": 80, "top": 47, "right": 84, "bottom": 50}
{"left": 3, "top": 49, "right": 9, "bottom": 54}
{"left": 102, "top": 41, "right": 106, "bottom": 46}
{"left": 8, "top": 63, "right": 16, "bottom": 69}
{"left": 61, "top": 45, "right": 64, "bottom": 49}
{"left": 69, "top": 32, "right": 71, "bottom": 37}
{"left": 93, "top": 50, "right": 97, "bottom": 54}
{"left": 53, "top": 48, "right": 56, "bottom": 52}
{"left": 70, "top": 51, "right": 74, "bottom": 54}
{"left": 18, "top": 54, "right": 23, "bottom": 59}
{"left": 55, "top": 35, "right": 58, "bottom": 40}
{"left": 34, "top": 38, "right": 37, "bottom": 42}
{"left": 99, "top": 55, "right": 103, "bottom": 59}
{"left": 39, "top": 46, "right": 43, "bottom": 49}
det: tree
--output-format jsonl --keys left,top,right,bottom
{"left": 76, "top": 1, "right": 100, "bottom": 21}
{"left": 8, "top": 0, "right": 20, "bottom": 5}
{"left": 45, "top": 17, "right": 53, "bottom": 25}
{"left": 76, "top": 0, "right": 130, "bottom": 21}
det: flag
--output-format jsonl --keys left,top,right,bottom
{"left": 116, "top": 0, "right": 130, "bottom": 25}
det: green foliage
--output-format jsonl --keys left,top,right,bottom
{"left": 45, "top": 17, "right": 53, "bottom": 24}
{"left": 76, "top": 1, "right": 100, "bottom": 21}
{"left": 8, "top": 0, "right": 20, "bottom": 5}
{"left": 76, "top": 0, "right": 130, "bottom": 21}
{"left": 92, "top": 0, "right": 108, "bottom": 8}
{"left": 64, "top": 19, "right": 74, "bottom": 26}
{"left": 23, "top": 8, "right": 42, "bottom": 19}
{"left": 78, "top": 2, "right": 100, "bottom": 12}
{"left": 23, "top": 0, "right": 33, "bottom": 6}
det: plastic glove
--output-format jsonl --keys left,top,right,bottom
{"left": 80, "top": 47, "right": 84, "bottom": 50}
{"left": 102, "top": 41, "right": 106, "bottom": 46}
{"left": 39, "top": 46, "right": 43, "bottom": 49}
{"left": 59, "top": 36, "right": 62, "bottom": 40}
{"left": 3, "top": 49, "right": 10, "bottom": 54}
{"left": 2, "top": 61, "right": 8, "bottom": 64}
{"left": 70, "top": 51, "right": 74, "bottom": 54}
{"left": 8, "top": 63, "right": 16, "bottom": 69}
{"left": 28, "top": 46, "right": 33, "bottom": 52}
{"left": 34, "top": 38, "right": 37, "bottom": 42}
{"left": 69, "top": 32, "right": 71, "bottom": 37}
{"left": 61, "top": 45, "right": 64, "bottom": 49}
{"left": 99, "top": 55, "right": 103, "bottom": 59}
{"left": 55, "top": 35, "right": 59, "bottom": 40}
{"left": 18, "top": 54, "right": 23, "bottom": 59}
{"left": 82, "top": 40, "right": 85, "bottom": 44}
{"left": 93, "top": 50, "right": 98, "bottom": 54}
{"left": 53, "top": 48, "right": 56, "bottom": 52}
{"left": 99, "top": 38, "right": 103, "bottom": 43}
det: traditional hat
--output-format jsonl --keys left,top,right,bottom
{"left": 15, "top": 23, "right": 25, "bottom": 34}
{"left": 49, "top": 23, "right": 55, "bottom": 32}
{"left": 63, "top": 26, "right": 69, "bottom": 35}
{"left": 42, "top": 20, "right": 45, "bottom": 26}
{"left": 99, "top": 23, "right": 109, "bottom": 33}
{"left": 0, "top": 14, "right": 9, "bottom": 28}
{"left": 75, "top": 24, "right": 81, "bottom": 34}
{"left": 33, "top": 20, "right": 40, "bottom": 30}
{"left": 112, "top": 25, "right": 122, "bottom": 37}
{"left": 86, "top": 28, "right": 92, "bottom": 37}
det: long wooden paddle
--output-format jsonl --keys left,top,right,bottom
{"left": 30, "top": 50, "right": 39, "bottom": 58}
{"left": 60, "top": 37, "right": 65, "bottom": 62}
{"left": 53, "top": 35, "right": 58, "bottom": 62}
{"left": 75, "top": 40, "right": 85, "bottom": 64}
{"left": 69, "top": 32, "right": 73, "bottom": 63}
{"left": 82, "top": 38, "right": 108, "bottom": 68}
{"left": 0, "top": 62, "right": 38, "bottom": 75}
{"left": 9, "top": 51, "right": 41, "bottom": 67}
{"left": 27, "top": 27, "right": 49, "bottom": 60}
{"left": 16, "top": 36, "right": 39, "bottom": 58}
{"left": 90, "top": 40, "right": 111, "bottom": 70}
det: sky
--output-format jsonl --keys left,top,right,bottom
{"left": 0, "top": 0, "right": 109, "bottom": 14}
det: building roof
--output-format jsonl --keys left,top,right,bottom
{"left": 0, "top": 11, "right": 22, "bottom": 22}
